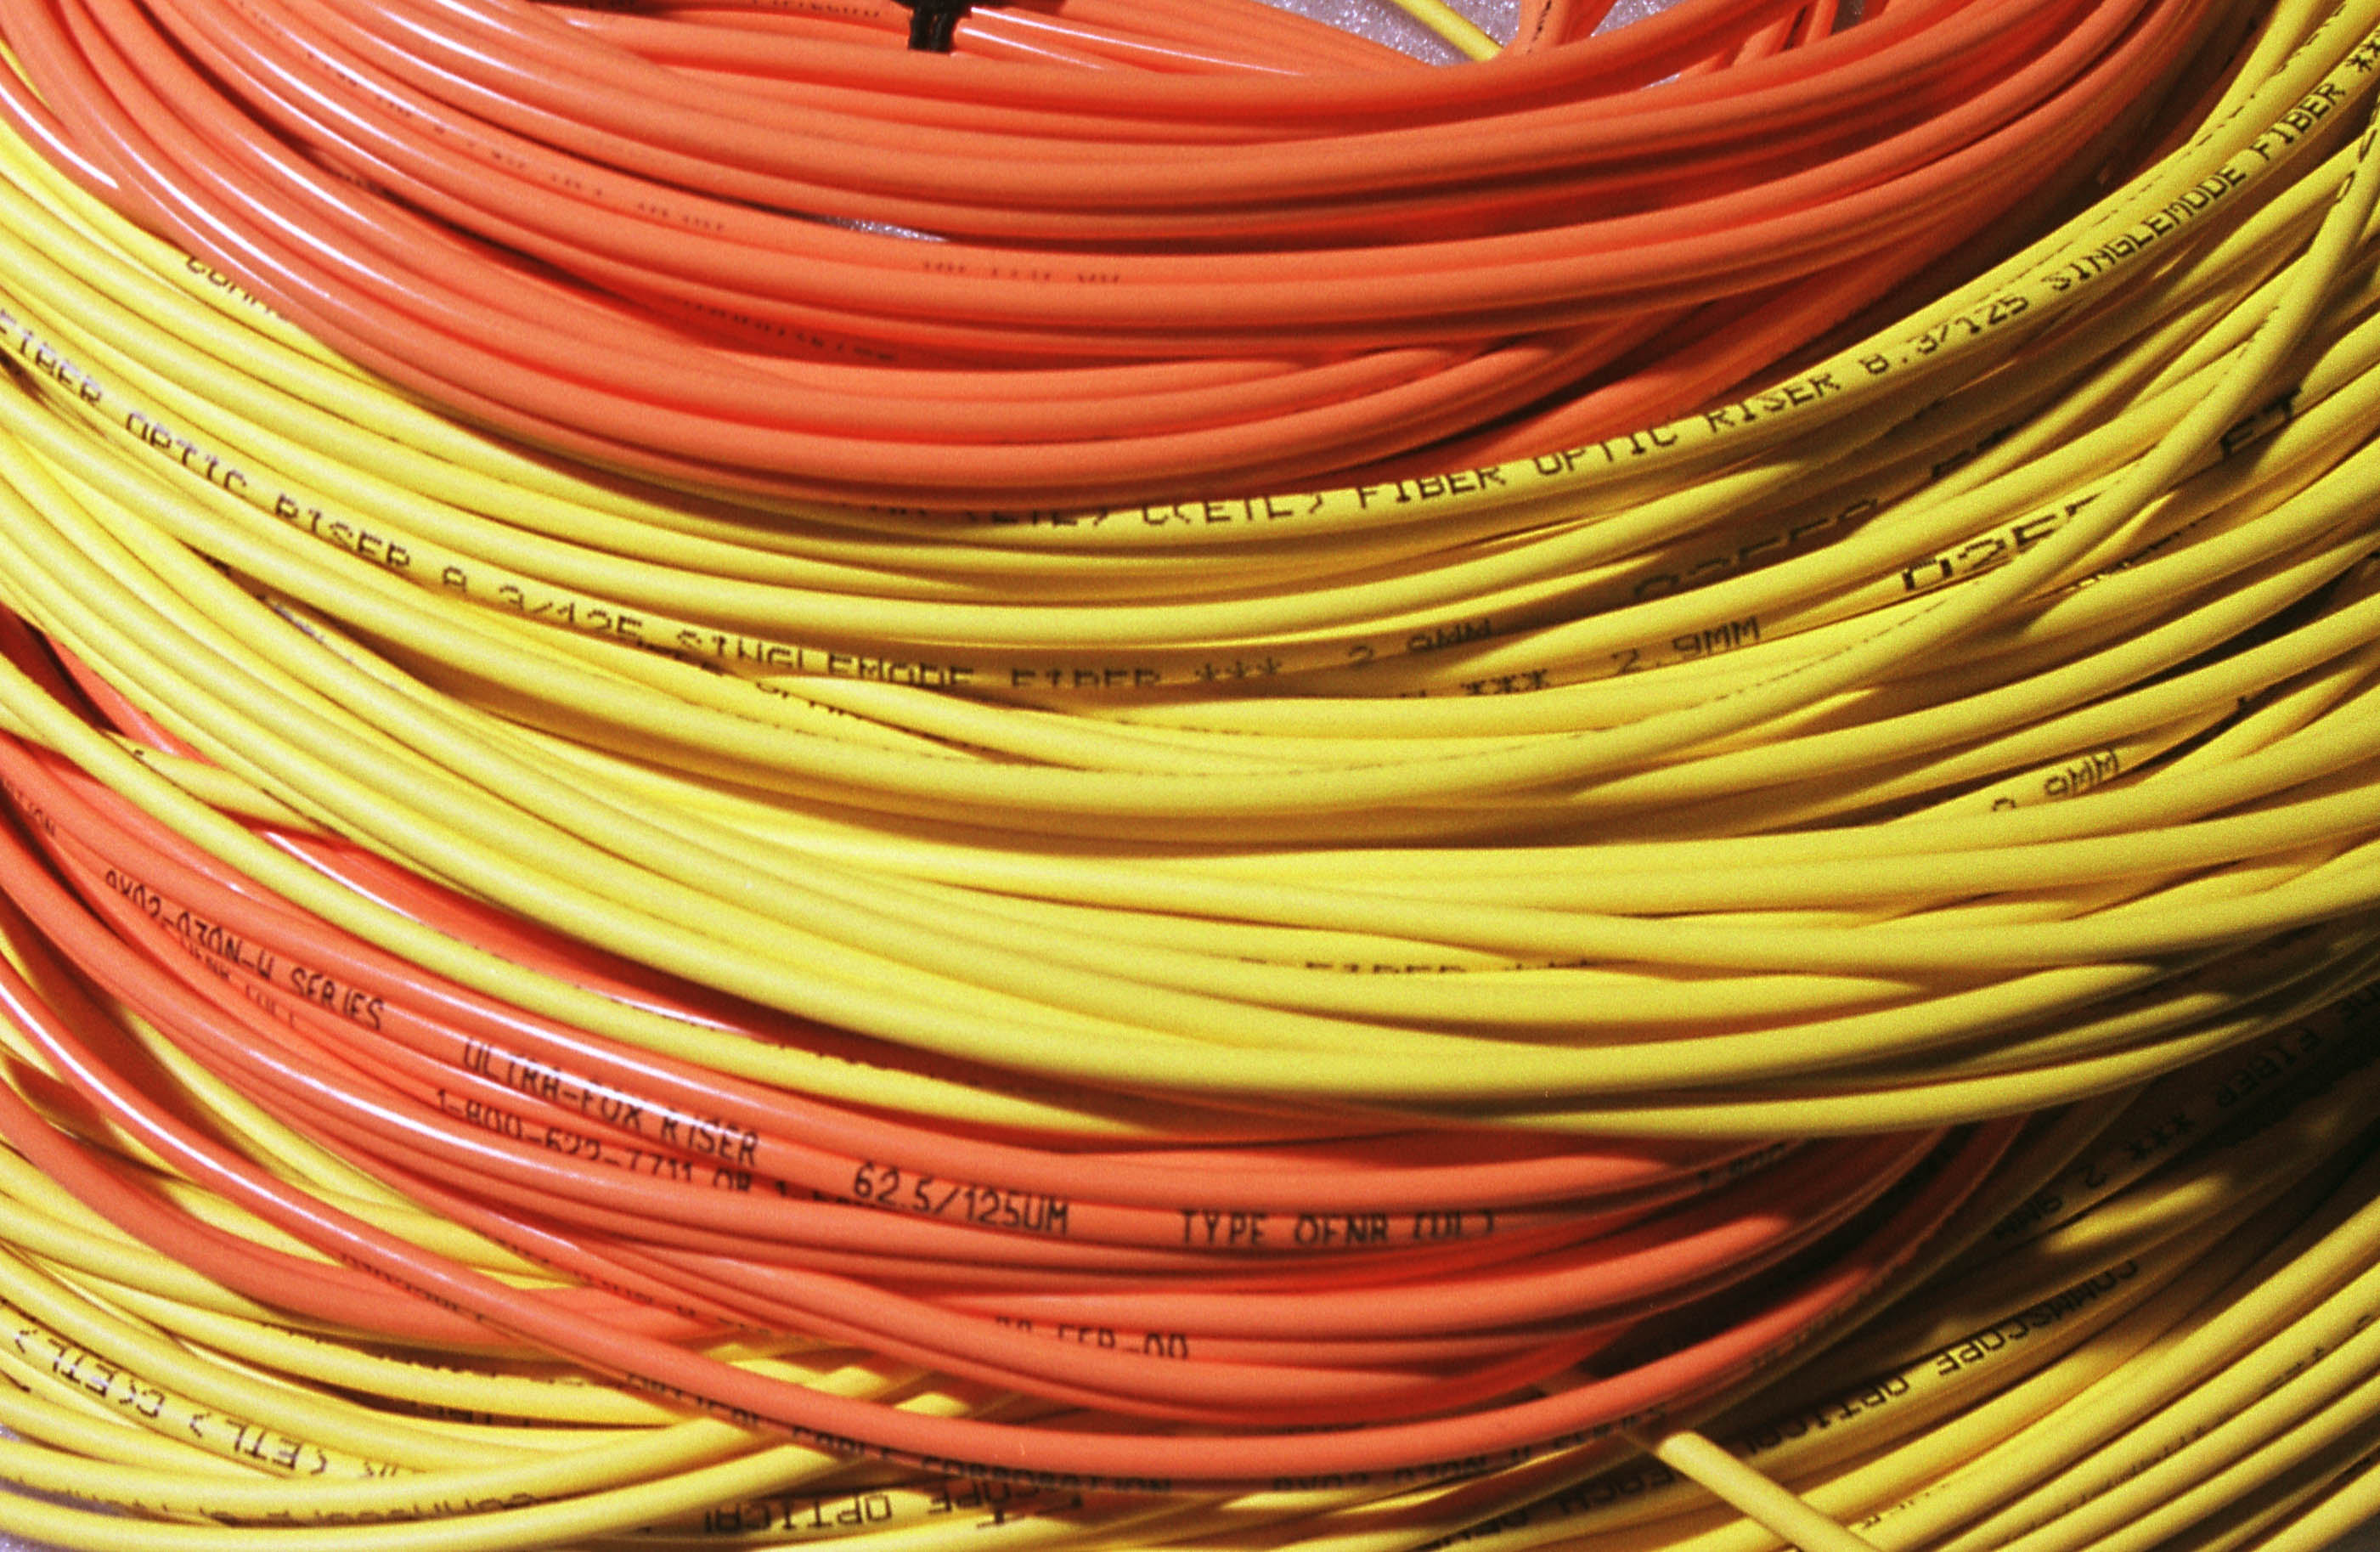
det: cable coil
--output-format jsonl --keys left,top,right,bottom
{"left": 0, "top": 0, "right": 2367, "bottom": 1544}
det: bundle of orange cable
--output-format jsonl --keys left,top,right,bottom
{"left": 0, "top": 0, "right": 2249, "bottom": 503}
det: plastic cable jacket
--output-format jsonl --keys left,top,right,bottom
{"left": 0, "top": 0, "right": 2372, "bottom": 1542}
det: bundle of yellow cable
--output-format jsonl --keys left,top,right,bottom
{"left": 0, "top": 1, "right": 2370, "bottom": 1132}
{"left": 0, "top": 0, "right": 2372, "bottom": 1543}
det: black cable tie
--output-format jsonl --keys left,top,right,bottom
{"left": 894, "top": 0, "right": 967, "bottom": 52}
